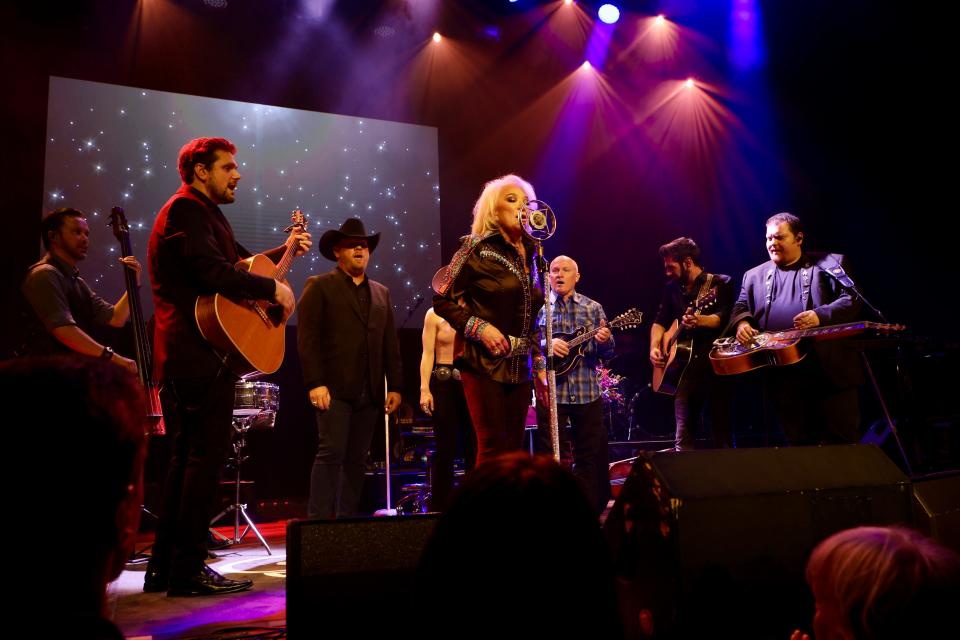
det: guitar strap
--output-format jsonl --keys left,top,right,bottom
{"left": 698, "top": 273, "right": 714, "bottom": 304}
{"left": 800, "top": 262, "right": 813, "bottom": 309}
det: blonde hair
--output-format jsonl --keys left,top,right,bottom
{"left": 806, "top": 526, "right": 960, "bottom": 639}
{"left": 470, "top": 174, "right": 536, "bottom": 237}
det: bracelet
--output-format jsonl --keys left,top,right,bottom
{"left": 532, "top": 355, "right": 547, "bottom": 373}
{"left": 464, "top": 316, "right": 489, "bottom": 342}
{"left": 100, "top": 346, "right": 114, "bottom": 360}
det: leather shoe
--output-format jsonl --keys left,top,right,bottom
{"left": 143, "top": 563, "right": 169, "bottom": 593}
{"left": 167, "top": 565, "right": 253, "bottom": 597}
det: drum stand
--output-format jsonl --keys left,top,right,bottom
{"left": 209, "top": 415, "right": 272, "bottom": 555}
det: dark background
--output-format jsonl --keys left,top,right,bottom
{"left": 3, "top": 0, "right": 954, "bottom": 502}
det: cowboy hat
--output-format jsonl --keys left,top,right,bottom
{"left": 318, "top": 217, "right": 381, "bottom": 261}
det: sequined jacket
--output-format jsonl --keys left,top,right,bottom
{"left": 432, "top": 232, "right": 543, "bottom": 384}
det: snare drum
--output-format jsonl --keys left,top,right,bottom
{"left": 233, "top": 381, "right": 279, "bottom": 429}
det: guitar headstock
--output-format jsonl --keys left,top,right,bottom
{"left": 610, "top": 308, "right": 643, "bottom": 330}
{"left": 869, "top": 322, "right": 907, "bottom": 335}
{"left": 696, "top": 288, "right": 719, "bottom": 313}
{"left": 286, "top": 209, "right": 308, "bottom": 234}
{"left": 108, "top": 206, "right": 129, "bottom": 243}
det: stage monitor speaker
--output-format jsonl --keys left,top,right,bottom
{"left": 911, "top": 471, "right": 960, "bottom": 554}
{"left": 604, "top": 445, "right": 912, "bottom": 639}
{"left": 286, "top": 514, "right": 439, "bottom": 637}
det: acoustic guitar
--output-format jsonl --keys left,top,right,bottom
{"left": 108, "top": 207, "right": 165, "bottom": 435}
{"left": 709, "top": 320, "right": 905, "bottom": 375}
{"left": 549, "top": 308, "right": 643, "bottom": 377}
{"left": 195, "top": 210, "right": 307, "bottom": 377}
{"left": 651, "top": 288, "right": 718, "bottom": 395}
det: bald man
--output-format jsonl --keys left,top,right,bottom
{"left": 534, "top": 256, "right": 614, "bottom": 515}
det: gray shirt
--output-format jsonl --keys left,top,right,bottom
{"left": 21, "top": 253, "right": 114, "bottom": 353}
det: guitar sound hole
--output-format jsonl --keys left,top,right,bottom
{"left": 266, "top": 303, "right": 284, "bottom": 325}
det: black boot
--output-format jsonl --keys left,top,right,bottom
{"left": 167, "top": 564, "right": 253, "bottom": 597}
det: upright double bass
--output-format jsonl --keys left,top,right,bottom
{"left": 109, "top": 206, "right": 165, "bottom": 435}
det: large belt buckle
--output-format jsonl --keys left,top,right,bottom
{"left": 434, "top": 365, "right": 453, "bottom": 382}
{"left": 507, "top": 335, "right": 530, "bottom": 357}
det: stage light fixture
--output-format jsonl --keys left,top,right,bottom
{"left": 685, "top": 77, "right": 695, "bottom": 88}
{"left": 598, "top": 4, "right": 620, "bottom": 24}
{"left": 655, "top": 14, "right": 666, "bottom": 26}
{"left": 432, "top": 32, "right": 442, "bottom": 43}
{"left": 581, "top": 60, "right": 592, "bottom": 70}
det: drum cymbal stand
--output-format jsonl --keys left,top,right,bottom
{"left": 209, "top": 415, "right": 272, "bottom": 555}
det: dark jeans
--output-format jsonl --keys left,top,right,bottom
{"left": 153, "top": 373, "right": 236, "bottom": 580}
{"left": 308, "top": 388, "right": 380, "bottom": 519}
{"left": 674, "top": 354, "right": 733, "bottom": 450}
{"left": 767, "top": 356, "right": 860, "bottom": 445}
{"left": 535, "top": 398, "right": 610, "bottom": 515}
{"left": 460, "top": 370, "right": 531, "bottom": 467}
{"left": 430, "top": 375, "right": 476, "bottom": 511}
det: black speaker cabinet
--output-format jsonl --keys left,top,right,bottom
{"left": 604, "top": 445, "right": 912, "bottom": 638}
{"left": 286, "top": 514, "right": 439, "bottom": 637}
{"left": 912, "top": 471, "right": 960, "bottom": 554}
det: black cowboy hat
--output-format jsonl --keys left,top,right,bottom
{"left": 318, "top": 217, "right": 381, "bottom": 261}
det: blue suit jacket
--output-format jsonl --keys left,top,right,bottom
{"left": 728, "top": 252, "right": 864, "bottom": 388}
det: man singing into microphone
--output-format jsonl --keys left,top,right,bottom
{"left": 729, "top": 212, "right": 863, "bottom": 445}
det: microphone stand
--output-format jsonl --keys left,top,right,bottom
{"left": 534, "top": 241, "right": 561, "bottom": 461}
{"left": 521, "top": 201, "right": 560, "bottom": 461}
{"left": 825, "top": 261, "right": 913, "bottom": 475}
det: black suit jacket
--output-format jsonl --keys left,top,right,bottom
{"left": 148, "top": 185, "right": 278, "bottom": 380}
{"left": 297, "top": 267, "right": 402, "bottom": 402}
{"left": 729, "top": 252, "right": 864, "bottom": 388}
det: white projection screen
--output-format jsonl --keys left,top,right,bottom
{"left": 42, "top": 76, "right": 441, "bottom": 326}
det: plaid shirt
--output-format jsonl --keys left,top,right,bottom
{"left": 537, "top": 291, "right": 615, "bottom": 405}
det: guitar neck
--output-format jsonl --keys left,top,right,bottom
{"left": 777, "top": 321, "right": 887, "bottom": 341}
{"left": 566, "top": 326, "right": 602, "bottom": 348}
{"left": 566, "top": 319, "right": 629, "bottom": 348}
{"left": 272, "top": 234, "right": 301, "bottom": 281}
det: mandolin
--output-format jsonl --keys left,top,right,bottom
{"left": 549, "top": 308, "right": 644, "bottom": 377}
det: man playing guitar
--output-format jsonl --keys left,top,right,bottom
{"left": 729, "top": 213, "right": 862, "bottom": 446}
{"left": 146, "top": 137, "right": 311, "bottom": 597}
{"left": 534, "top": 255, "right": 614, "bottom": 515}
{"left": 649, "top": 237, "right": 734, "bottom": 450}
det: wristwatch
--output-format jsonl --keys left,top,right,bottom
{"left": 100, "top": 346, "right": 114, "bottom": 360}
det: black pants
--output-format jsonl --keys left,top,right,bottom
{"left": 460, "top": 370, "right": 531, "bottom": 467}
{"left": 535, "top": 398, "right": 610, "bottom": 515}
{"left": 767, "top": 356, "right": 860, "bottom": 445}
{"left": 153, "top": 373, "right": 236, "bottom": 580}
{"left": 308, "top": 387, "right": 380, "bottom": 519}
{"left": 430, "top": 375, "right": 476, "bottom": 511}
{"left": 674, "top": 354, "right": 733, "bottom": 450}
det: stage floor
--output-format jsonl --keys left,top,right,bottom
{"left": 112, "top": 522, "right": 289, "bottom": 639}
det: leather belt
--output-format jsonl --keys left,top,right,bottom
{"left": 433, "top": 365, "right": 461, "bottom": 381}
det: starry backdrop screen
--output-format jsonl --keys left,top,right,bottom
{"left": 43, "top": 76, "right": 441, "bottom": 327}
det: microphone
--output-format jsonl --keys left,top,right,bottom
{"left": 517, "top": 199, "right": 557, "bottom": 241}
